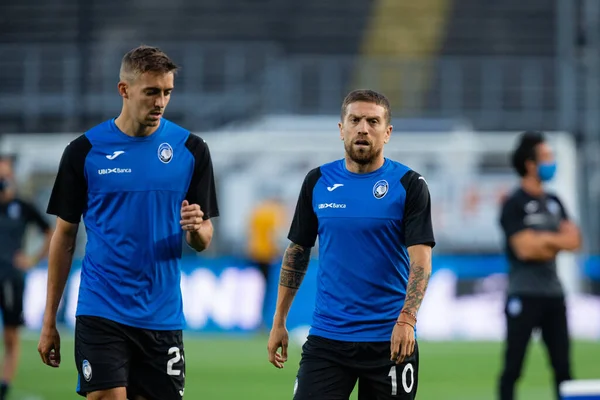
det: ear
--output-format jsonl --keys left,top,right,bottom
{"left": 384, "top": 124, "right": 393, "bottom": 144}
{"left": 338, "top": 122, "right": 344, "bottom": 141}
{"left": 118, "top": 81, "right": 129, "bottom": 99}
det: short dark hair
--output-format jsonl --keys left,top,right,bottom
{"left": 341, "top": 89, "right": 391, "bottom": 123}
{"left": 511, "top": 131, "right": 545, "bottom": 177}
{"left": 120, "top": 45, "right": 179, "bottom": 82}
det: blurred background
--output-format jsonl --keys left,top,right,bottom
{"left": 1, "top": 0, "right": 600, "bottom": 398}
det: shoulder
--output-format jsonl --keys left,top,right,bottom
{"left": 184, "top": 132, "right": 209, "bottom": 153}
{"left": 318, "top": 159, "right": 342, "bottom": 176}
{"left": 500, "top": 188, "right": 530, "bottom": 217}
{"left": 163, "top": 119, "right": 192, "bottom": 138}
{"left": 390, "top": 160, "right": 426, "bottom": 192}
{"left": 303, "top": 166, "right": 323, "bottom": 186}
{"left": 62, "top": 134, "right": 93, "bottom": 160}
{"left": 545, "top": 191, "right": 564, "bottom": 204}
{"left": 84, "top": 120, "right": 114, "bottom": 144}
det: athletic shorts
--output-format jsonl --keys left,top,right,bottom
{"left": 294, "top": 335, "right": 419, "bottom": 399}
{"left": 0, "top": 274, "right": 25, "bottom": 327}
{"left": 75, "top": 315, "right": 185, "bottom": 399}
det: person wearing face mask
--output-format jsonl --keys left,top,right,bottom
{"left": 497, "top": 131, "right": 582, "bottom": 400}
{"left": 0, "top": 155, "right": 52, "bottom": 400}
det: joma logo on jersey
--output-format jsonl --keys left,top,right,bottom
{"left": 318, "top": 203, "right": 346, "bottom": 209}
{"left": 98, "top": 168, "right": 132, "bottom": 175}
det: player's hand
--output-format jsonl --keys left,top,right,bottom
{"left": 180, "top": 200, "right": 204, "bottom": 232}
{"left": 38, "top": 323, "right": 61, "bottom": 368}
{"left": 390, "top": 321, "right": 415, "bottom": 364}
{"left": 267, "top": 325, "right": 289, "bottom": 369}
{"left": 13, "top": 251, "right": 35, "bottom": 271}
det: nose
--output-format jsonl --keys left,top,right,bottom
{"left": 357, "top": 118, "right": 370, "bottom": 134}
{"left": 155, "top": 94, "right": 167, "bottom": 108}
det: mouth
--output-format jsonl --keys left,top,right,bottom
{"left": 354, "top": 139, "right": 370, "bottom": 147}
{"left": 149, "top": 111, "right": 162, "bottom": 119}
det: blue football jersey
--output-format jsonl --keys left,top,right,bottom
{"left": 47, "top": 118, "right": 219, "bottom": 330}
{"left": 288, "top": 158, "right": 435, "bottom": 341}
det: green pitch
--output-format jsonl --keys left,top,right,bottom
{"left": 9, "top": 331, "right": 600, "bottom": 399}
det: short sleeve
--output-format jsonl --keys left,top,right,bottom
{"left": 46, "top": 135, "right": 91, "bottom": 224}
{"left": 22, "top": 201, "right": 51, "bottom": 232}
{"left": 550, "top": 195, "right": 569, "bottom": 220}
{"left": 287, "top": 168, "right": 321, "bottom": 248}
{"left": 500, "top": 197, "right": 527, "bottom": 237}
{"left": 401, "top": 170, "right": 436, "bottom": 248}
{"left": 184, "top": 134, "right": 219, "bottom": 220}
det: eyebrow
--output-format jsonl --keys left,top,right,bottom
{"left": 143, "top": 86, "right": 174, "bottom": 91}
{"left": 348, "top": 114, "right": 381, "bottom": 120}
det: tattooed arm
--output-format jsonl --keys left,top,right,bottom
{"left": 267, "top": 241, "right": 312, "bottom": 368}
{"left": 273, "top": 242, "right": 312, "bottom": 327}
{"left": 400, "top": 244, "right": 433, "bottom": 322}
{"left": 390, "top": 243, "right": 432, "bottom": 364}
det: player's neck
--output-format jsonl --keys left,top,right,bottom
{"left": 114, "top": 114, "right": 159, "bottom": 138}
{"left": 0, "top": 193, "right": 13, "bottom": 204}
{"left": 520, "top": 177, "right": 544, "bottom": 197}
{"left": 345, "top": 156, "right": 385, "bottom": 174}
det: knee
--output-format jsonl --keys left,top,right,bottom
{"left": 500, "top": 369, "right": 521, "bottom": 383}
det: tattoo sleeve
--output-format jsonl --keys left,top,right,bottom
{"left": 279, "top": 243, "right": 311, "bottom": 289}
{"left": 402, "top": 260, "right": 431, "bottom": 316}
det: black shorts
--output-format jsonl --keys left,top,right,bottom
{"left": 294, "top": 335, "right": 419, "bottom": 400}
{"left": 75, "top": 315, "right": 185, "bottom": 400}
{"left": 0, "top": 274, "right": 25, "bottom": 327}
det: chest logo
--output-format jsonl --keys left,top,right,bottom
{"left": 327, "top": 183, "right": 344, "bottom": 192}
{"left": 7, "top": 202, "right": 21, "bottom": 220}
{"left": 158, "top": 143, "right": 173, "bottom": 164}
{"left": 106, "top": 150, "right": 125, "bottom": 160}
{"left": 373, "top": 180, "right": 389, "bottom": 199}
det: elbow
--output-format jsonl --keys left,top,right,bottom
{"left": 513, "top": 246, "right": 537, "bottom": 261}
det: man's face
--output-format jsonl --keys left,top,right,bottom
{"left": 123, "top": 71, "right": 174, "bottom": 127}
{"left": 339, "top": 101, "right": 392, "bottom": 165}
{"left": 525, "top": 142, "right": 555, "bottom": 177}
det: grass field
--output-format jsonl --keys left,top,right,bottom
{"left": 8, "top": 331, "right": 600, "bottom": 399}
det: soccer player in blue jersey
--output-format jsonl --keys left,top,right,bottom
{"left": 267, "top": 89, "right": 435, "bottom": 399}
{"left": 37, "top": 45, "right": 219, "bottom": 400}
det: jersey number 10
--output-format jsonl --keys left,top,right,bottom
{"left": 388, "top": 364, "right": 414, "bottom": 395}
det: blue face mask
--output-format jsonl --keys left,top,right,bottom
{"left": 538, "top": 162, "right": 557, "bottom": 182}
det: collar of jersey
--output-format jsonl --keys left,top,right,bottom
{"left": 109, "top": 118, "right": 166, "bottom": 141}
{"left": 340, "top": 157, "right": 391, "bottom": 178}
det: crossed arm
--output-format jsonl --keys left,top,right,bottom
{"left": 510, "top": 220, "right": 581, "bottom": 261}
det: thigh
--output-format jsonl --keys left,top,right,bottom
{"left": 502, "top": 296, "right": 540, "bottom": 370}
{"left": 294, "top": 335, "right": 358, "bottom": 400}
{"left": 0, "top": 275, "right": 25, "bottom": 327}
{"left": 74, "top": 316, "right": 130, "bottom": 397}
{"left": 128, "top": 329, "right": 185, "bottom": 400}
{"left": 358, "top": 342, "right": 419, "bottom": 400}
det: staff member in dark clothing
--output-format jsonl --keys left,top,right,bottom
{"left": 498, "top": 131, "right": 581, "bottom": 400}
{"left": 0, "top": 155, "right": 52, "bottom": 400}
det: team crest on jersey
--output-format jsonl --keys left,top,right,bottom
{"left": 7, "top": 202, "right": 21, "bottom": 220}
{"left": 158, "top": 142, "right": 173, "bottom": 164}
{"left": 82, "top": 359, "right": 92, "bottom": 382}
{"left": 373, "top": 180, "right": 389, "bottom": 199}
{"left": 546, "top": 199, "right": 560, "bottom": 216}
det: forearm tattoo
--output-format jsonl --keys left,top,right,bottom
{"left": 279, "top": 243, "right": 311, "bottom": 289}
{"left": 403, "top": 261, "right": 431, "bottom": 316}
